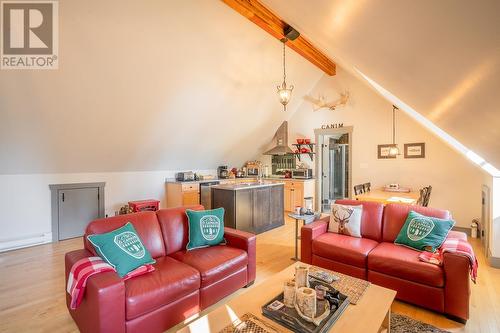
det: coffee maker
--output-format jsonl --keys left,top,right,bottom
{"left": 217, "top": 166, "right": 229, "bottom": 179}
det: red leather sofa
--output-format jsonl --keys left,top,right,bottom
{"left": 301, "top": 200, "right": 471, "bottom": 322}
{"left": 65, "top": 205, "right": 256, "bottom": 333}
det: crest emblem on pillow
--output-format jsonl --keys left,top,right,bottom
{"left": 114, "top": 231, "right": 146, "bottom": 259}
{"left": 407, "top": 217, "right": 435, "bottom": 241}
{"left": 199, "top": 215, "right": 221, "bottom": 241}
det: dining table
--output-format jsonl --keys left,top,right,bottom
{"left": 354, "top": 188, "right": 420, "bottom": 205}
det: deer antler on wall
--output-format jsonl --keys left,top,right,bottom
{"left": 304, "top": 90, "right": 350, "bottom": 111}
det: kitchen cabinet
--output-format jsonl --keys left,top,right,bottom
{"left": 212, "top": 183, "right": 284, "bottom": 234}
{"left": 166, "top": 182, "right": 200, "bottom": 208}
{"left": 274, "top": 179, "right": 315, "bottom": 212}
{"left": 182, "top": 191, "right": 200, "bottom": 206}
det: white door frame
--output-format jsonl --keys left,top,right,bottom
{"left": 314, "top": 126, "right": 353, "bottom": 212}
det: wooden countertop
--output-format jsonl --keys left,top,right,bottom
{"left": 354, "top": 189, "right": 420, "bottom": 205}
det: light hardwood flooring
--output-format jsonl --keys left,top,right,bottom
{"left": 1, "top": 217, "right": 499, "bottom": 333}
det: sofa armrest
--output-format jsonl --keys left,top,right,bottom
{"left": 443, "top": 251, "right": 471, "bottom": 321}
{"left": 224, "top": 227, "right": 256, "bottom": 284}
{"left": 300, "top": 217, "right": 329, "bottom": 264}
{"left": 65, "top": 250, "right": 126, "bottom": 333}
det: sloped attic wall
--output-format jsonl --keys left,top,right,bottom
{"left": 0, "top": 0, "right": 323, "bottom": 248}
{"left": 0, "top": 0, "right": 322, "bottom": 174}
{"left": 284, "top": 67, "right": 488, "bottom": 228}
{"left": 263, "top": 0, "right": 500, "bottom": 169}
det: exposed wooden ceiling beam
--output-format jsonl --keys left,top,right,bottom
{"left": 221, "top": 0, "right": 336, "bottom": 76}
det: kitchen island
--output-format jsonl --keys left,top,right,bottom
{"left": 212, "top": 182, "right": 284, "bottom": 234}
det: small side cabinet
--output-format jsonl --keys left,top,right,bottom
{"left": 166, "top": 182, "right": 200, "bottom": 207}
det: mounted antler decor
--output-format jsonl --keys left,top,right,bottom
{"left": 304, "top": 91, "right": 350, "bottom": 111}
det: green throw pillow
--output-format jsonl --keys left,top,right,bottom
{"left": 186, "top": 208, "right": 225, "bottom": 250}
{"left": 395, "top": 211, "right": 455, "bottom": 252}
{"left": 87, "top": 222, "right": 155, "bottom": 277}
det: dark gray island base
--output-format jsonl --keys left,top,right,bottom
{"left": 212, "top": 182, "right": 284, "bottom": 234}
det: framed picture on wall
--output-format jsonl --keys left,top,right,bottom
{"left": 377, "top": 144, "right": 396, "bottom": 159}
{"left": 404, "top": 143, "right": 425, "bottom": 158}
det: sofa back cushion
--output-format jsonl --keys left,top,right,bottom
{"left": 334, "top": 200, "right": 384, "bottom": 242}
{"left": 85, "top": 211, "right": 166, "bottom": 259}
{"left": 156, "top": 205, "right": 204, "bottom": 255}
{"left": 383, "top": 203, "right": 451, "bottom": 243}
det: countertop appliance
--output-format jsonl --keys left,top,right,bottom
{"left": 247, "top": 167, "right": 259, "bottom": 177}
{"left": 292, "top": 168, "right": 313, "bottom": 179}
{"left": 200, "top": 181, "right": 220, "bottom": 210}
{"left": 245, "top": 161, "right": 261, "bottom": 177}
{"left": 218, "top": 166, "right": 229, "bottom": 179}
{"left": 175, "top": 171, "right": 195, "bottom": 182}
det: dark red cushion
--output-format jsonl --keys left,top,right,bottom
{"left": 125, "top": 256, "right": 200, "bottom": 320}
{"left": 85, "top": 211, "right": 166, "bottom": 258}
{"left": 170, "top": 245, "right": 247, "bottom": 287}
{"left": 156, "top": 205, "right": 204, "bottom": 255}
{"left": 334, "top": 200, "right": 384, "bottom": 242}
{"left": 382, "top": 203, "right": 451, "bottom": 243}
{"left": 312, "top": 232, "right": 379, "bottom": 268}
{"left": 368, "top": 242, "right": 444, "bottom": 287}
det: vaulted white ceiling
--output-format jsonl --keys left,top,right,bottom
{"left": 1, "top": 0, "right": 498, "bottom": 175}
{"left": 263, "top": 0, "right": 500, "bottom": 169}
{"left": 0, "top": 0, "right": 322, "bottom": 174}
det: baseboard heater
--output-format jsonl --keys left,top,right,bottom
{"left": 0, "top": 233, "right": 52, "bottom": 253}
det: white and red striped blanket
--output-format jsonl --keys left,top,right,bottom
{"left": 67, "top": 257, "right": 155, "bottom": 309}
{"left": 418, "top": 238, "right": 478, "bottom": 283}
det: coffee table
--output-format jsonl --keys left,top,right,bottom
{"left": 177, "top": 262, "right": 396, "bottom": 333}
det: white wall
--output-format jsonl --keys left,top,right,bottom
{"left": 0, "top": 170, "right": 213, "bottom": 251}
{"left": 264, "top": 0, "right": 500, "bottom": 169}
{"left": 0, "top": 0, "right": 322, "bottom": 174}
{"left": 281, "top": 68, "right": 488, "bottom": 228}
{"left": 490, "top": 177, "right": 500, "bottom": 257}
{"left": 0, "top": 0, "right": 323, "bottom": 251}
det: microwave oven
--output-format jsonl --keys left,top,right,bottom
{"left": 292, "top": 168, "right": 313, "bottom": 179}
{"left": 247, "top": 167, "right": 260, "bottom": 176}
{"left": 175, "top": 171, "right": 195, "bottom": 182}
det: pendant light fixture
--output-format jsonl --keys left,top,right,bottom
{"left": 277, "top": 38, "right": 294, "bottom": 111}
{"left": 388, "top": 105, "right": 400, "bottom": 157}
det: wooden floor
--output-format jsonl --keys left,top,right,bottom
{"left": 1, "top": 217, "right": 499, "bottom": 333}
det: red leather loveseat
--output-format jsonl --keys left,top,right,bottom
{"left": 301, "top": 200, "right": 471, "bottom": 322}
{"left": 65, "top": 205, "right": 256, "bottom": 333}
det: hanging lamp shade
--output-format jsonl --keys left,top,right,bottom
{"left": 277, "top": 81, "right": 293, "bottom": 107}
{"left": 277, "top": 39, "right": 294, "bottom": 111}
{"left": 388, "top": 144, "right": 400, "bottom": 157}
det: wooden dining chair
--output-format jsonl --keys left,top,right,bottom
{"left": 423, "top": 185, "right": 432, "bottom": 207}
{"left": 354, "top": 184, "right": 365, "bottom": 196}
{"left": 417, "top": 185, "right": 432, "bottom": 207}
{"left": 363, "top": 182, "right": 371, "bottom": 192}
